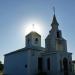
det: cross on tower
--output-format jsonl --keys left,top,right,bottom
{"left": 32, "top": 24, "right": 35, "bottom": 31}
{"left": 53, "top": 6, "right": 55, "bottom": 14}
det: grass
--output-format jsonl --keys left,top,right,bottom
{"left": 0, "top": 71, "right": 3, "bottom": 75}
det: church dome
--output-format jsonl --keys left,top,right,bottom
{"left": 25, "top": 31, "right": 41, "bottom": 47}
{"left": 26, "top": 31, "right": 41, "bottom": 37}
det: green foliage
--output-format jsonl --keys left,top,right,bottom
{"left": 0, "top": 61, "right": 4, "bottom": 71}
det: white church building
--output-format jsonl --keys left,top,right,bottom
{"left": 4, "top": 14, "right": 73, "bottom": 75}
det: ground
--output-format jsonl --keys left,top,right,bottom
{"left": 0, "top": 71, "right": 3, "bottom": 75}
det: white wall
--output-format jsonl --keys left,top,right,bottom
{"left": 4, "top": 50, "right": 29, "bottom": 75}
{"left": 4, "top": 49, "right": 42, "bottom": 75}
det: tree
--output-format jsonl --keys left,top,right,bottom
{"left": 0, "top": 61, "right": 4, "bottom": 71}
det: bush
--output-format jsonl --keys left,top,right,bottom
{"left": 0, "top": 61, "right": 4, "bottom": 71}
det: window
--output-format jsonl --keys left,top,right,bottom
{"left": 57, "top": 31, "right": 61, "bottom": 38}
{"left": 38, "top": 57, "right": 43, "bottom": 71}
{"left": 25, "top": 64, "right": 27, "bottom": 68}
{"left": 63, "top": 58, "right": 68, "bottom": 75}
{"left": 69, "top": 61, "right": 72, "bottom": 72}
{"left": 47, "top": 58, "right": 50, "bottom": 71}
{"left": 35, "top": 38, "right": 38, "bottom": 44}
{"left": 60, "top": 60, "right": 62, "bottom": 71}
{"left": 27, "top": 38, "right": 30, "bottom": 44}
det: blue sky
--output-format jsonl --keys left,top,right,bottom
{"left": 0, "top": 0, "right": 75, "bottom": 63}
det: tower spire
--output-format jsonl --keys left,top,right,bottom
{"left": 51, "top": 7, "right": 59, "bottom": 30}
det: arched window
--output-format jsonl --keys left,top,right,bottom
{"left": 35, "top": 38, "right": 38, "bottom": 44}
{"left": 69, "top": 61, "right": 72, "bottom": 72}
{"left": 47, "top": 58, "right": 50, "bottom": 71}
{"left": 57, "top": 31, "right": 61, "bottom": 38}
{"left": 63, "top": 58, "right": 68, "bottom": 75}
{"left": 60, "top": 60, "right": 62, "bottom": 71}
{"left": 38, "top": 57, "right": 43, "bottom": 71}
{"left": 27, "top": 38, "right": 30, "bottom": 44}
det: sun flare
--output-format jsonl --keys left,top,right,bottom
{"left": 24, "top": 21, "right": 42, "bottom": 35}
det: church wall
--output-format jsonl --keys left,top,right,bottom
{"left": 4, "top": 50, "right": 29, "bottom": 75}
{"left": 42, "top": 52, "right": 72, "bottom": 75}
{"left": 49, "top": 31, "right": 58, "bottom": 51}
{"left": 50, "top": 53, "right": 60, "bottom": 73}
{"left": 62, "top": 39, "right": 67, "bottom": 51}
{"left": 26, "top": 34, "right": 32, "bottom": 47}
{"left": 56, "top": 52, "right": 72, "bottom": 75}
{"left": 28, "top": 50, "right": 42, "bottom": 75}
{"left": 42, "top": 53, "right": 58, "bottom": 75}
{"left": 72, "top": 61, "right": 75, "bottom": 74}
{"left": 45, "top": 34, "right": 56, "bottom": 52}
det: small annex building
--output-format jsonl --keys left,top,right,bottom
{"left": 4, "top": 14, "right": 73, "bottom": 75}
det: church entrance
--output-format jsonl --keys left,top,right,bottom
{"left": 63, "top": 58, "right": 68, "bottom": 75}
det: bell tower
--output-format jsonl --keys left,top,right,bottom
{"left": 44, "top": 10, "right": 72, "bottom": 75}
{"left": 45, "top": 13, "right": 67, "bottom": 52}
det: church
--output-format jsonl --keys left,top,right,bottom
{"left": 4, "top": 13, "right": 73, "bottom": 75}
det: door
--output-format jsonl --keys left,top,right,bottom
{"left": 63, "top": 58, "right": 68, "bottom": 75}
{"left": 38, "top": 57, "right": 43, "bottom": 71}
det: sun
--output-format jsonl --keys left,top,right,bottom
{"left": 24, "top": 21, "right": 42, "bottom": 35}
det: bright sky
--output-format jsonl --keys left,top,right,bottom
{"left": 0, "top": 0, "right": 75, "bottom": 63}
